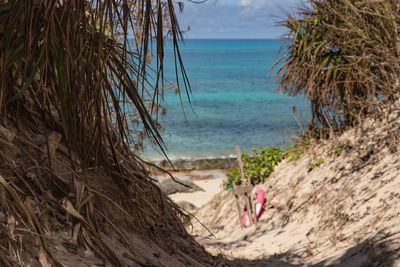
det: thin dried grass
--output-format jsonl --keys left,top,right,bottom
{"left": 274, "top": 0, "right": 400, "bottom": 136}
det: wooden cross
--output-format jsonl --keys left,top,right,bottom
{"left": 232, "top": 144, "right": 257, "bottom": 228}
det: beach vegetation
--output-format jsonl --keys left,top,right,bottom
{"left": 226, "top": 138, "right": 312, "bottom": 189}
{"left": 0, "top": 0, "right": 195, "bottom": 265}
{"left": 274, "top": 0, "right": 400, "bottom": 137}
{"left": 226, "top": 146, "right": 286, "bottom": 189}
{"left": 286, "top": 138, "right": 310, "bottom": 162}
{"left": 335, "top": 147, "right": 343, "bottom": 157}
{"left": 311, "top": 157, "right": 324, "bottom": 170}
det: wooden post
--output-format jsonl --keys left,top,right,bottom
{"left": 235, "top": 145, "right": 246, "bottom": 182}
{"left": 232, "top": 184, "right": 243, "bottom": 229}
{"left": 235, "top": 144, "right": 253, "bottom": 226}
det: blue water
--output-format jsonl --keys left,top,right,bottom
{"left": 141, "top": 39, "right": 310, "bottom": 160}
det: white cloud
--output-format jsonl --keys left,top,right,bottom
{"left": 239, "top": 0, "right": 252, "bottom": 6}
{"left": 176, "top": 0, "right": 302, "bottom": 38}
{"left": 239, "top": 0, "right": 268, "bottom": 8}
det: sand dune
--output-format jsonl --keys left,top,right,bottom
{"left": 179, "top": 101, "right": 400, "bottom": 266}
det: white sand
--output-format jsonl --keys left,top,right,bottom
{"left": 157, "top": 169, "right": 227, "bottom": 209}
{"left": 169, "top": 177, "right": 225, "bottom": 208}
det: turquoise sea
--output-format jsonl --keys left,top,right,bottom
{"left": 141, "top": 39, "right": 310, "bottom": 160}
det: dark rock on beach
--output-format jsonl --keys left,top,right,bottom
{"left": 160, "top": 178, "right": 205, "bottom": 195}
{"left": 176, "top": 201, "right": 197, "bottom": 211}
{"left": 156, "top": 157, "right": 238, "bottom": 171}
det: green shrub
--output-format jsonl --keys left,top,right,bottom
{"left": 225, "top": 139, "right": 312, "bottom": 189}
{"left": 225, "top": 146, "right": 285, "bottom": 189}
{"left": 311, "top": 157, "right": 324, "bottom": 170}
{"left": 286, "top": 139, "right": 310, "bottom": 162}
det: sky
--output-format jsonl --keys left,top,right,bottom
{"left": 176, "top": 0, "right": 302, "bottom": 39}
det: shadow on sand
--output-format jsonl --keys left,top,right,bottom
{"left": 223, "top": 230, "right": 400, "bottom": 266}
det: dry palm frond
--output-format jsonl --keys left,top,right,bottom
{"left": 0, "top": 0, "right": 217, "bottom": 266}
{"left": 1, "top": 0, "right": 189, "bottom": 164}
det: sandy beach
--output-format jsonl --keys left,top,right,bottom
{"left": 169, "top": 178, "right": 224, "bottom": 208}
{"left": 155, "top": 169, "right": 227, "bottom": 208}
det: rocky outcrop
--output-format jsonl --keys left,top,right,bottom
{"left": 156, "top": 157, "right": 238, "bottom": 171}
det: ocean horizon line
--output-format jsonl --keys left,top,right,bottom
{"left": 126, "top": 36, "right": 282, "bottom": 41}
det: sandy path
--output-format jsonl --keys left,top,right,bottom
{"left": 187, "top": 110, "right": 400, "bottom": 266}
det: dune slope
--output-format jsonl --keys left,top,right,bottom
{"left": 191, "top": 101, "right": 400, "bottom": 266}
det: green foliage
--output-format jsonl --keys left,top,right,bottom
{"left": 226, "top": 168, "right": 241, "bottom": 189}
{"left": 335, "top": 147, "right": 342, "bottom": 156}
{"left": 311, "top": 157, "right": 324, "bottom": 170}
{"left": 225, "top": 139, "right": 312, "bottom": 189}
{"left": 286, "top": 139, "right": 310, "bottom": 162}
{"left": 226, "top": 146, "right": 286, "bottom": 189}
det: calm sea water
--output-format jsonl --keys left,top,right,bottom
{"left": 141, "top": 39, "right": 310, "bottom": 160}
